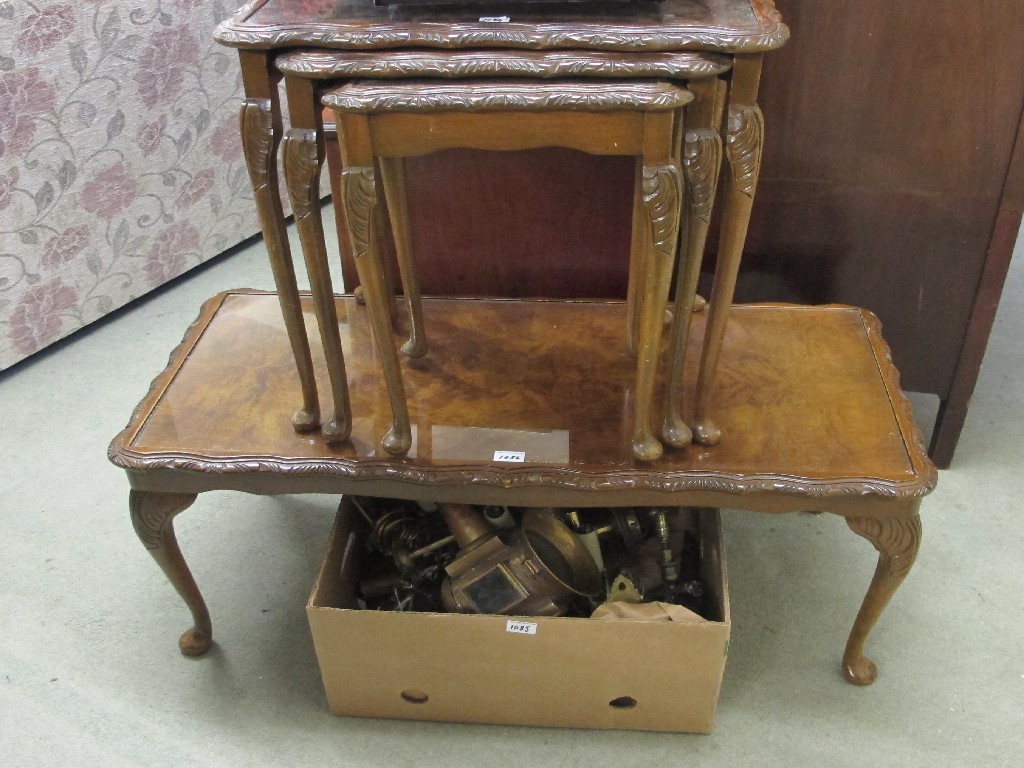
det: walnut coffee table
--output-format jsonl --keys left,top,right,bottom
{"left": 110, "top": 292, "right": 935, "bottom": 685}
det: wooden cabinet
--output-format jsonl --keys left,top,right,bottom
{"left": 328, "top": 0, "right": 1024, "bottom": 467}
{"left": 751, "top": 0, "right": 1024, "bottom": 468}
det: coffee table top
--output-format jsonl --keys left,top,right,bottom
{"left": 214, "top": 0, "right": 789, "bottom": 53}
{"left": 110, "top": 291, "right": 934, "bottom": 513}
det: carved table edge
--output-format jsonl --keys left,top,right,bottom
{"left": 108, "top": 445, "right": 936, "bottom": 501}
{"left": 107, "top": 294, "right": 936, "bottom": 502}
{"left": 322, "top": 78, "right": 695, "bottom": 114}
{"left": 274, "top": 48, "right": 734, "bottom": 80}
{"left": 106, "top": 289, "right": 264, "bottom": 462}
{"left": 852, "top": 304, "right": 940, "bottom": 494}
{"left": 213, "top": 0, "right": 790, "bottom": 54}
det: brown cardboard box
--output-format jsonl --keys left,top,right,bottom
{"left": 307, "top": 499, "right": 731, "bottom": 733}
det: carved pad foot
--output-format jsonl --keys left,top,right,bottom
{"left": 322, "top": 416, "right": 351, "bottom": 444}
{"left": 692, "top": 419, "right": 722, "bottom": 446}
{"left": 383, "top": 427, "right": 413, "bottom": 456}
{"left": 179, "top": 626, "right": 212, "bottom": 657}
{"left": 842, "top": 656, "right": 878, "bottom": 686}
{"left": 292, "top": 406, "right": 320, "bottom": 433}
{"left": 401, "top": 336, "right": 428, "bottom": 359}
{"left": 633, "top": 435, "right": 664, "bottom": 463}
{"left": 661, "top": 413, "right": 693, "bottom": 448}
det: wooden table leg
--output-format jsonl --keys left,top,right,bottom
{"left": 238, "top": 51, "right": 319, "bottom": 433}
{"left": 341, "top": 162, "right": 413, "bottom": 455}
{"left": 632, "top": 154, "right": 683, "bottom": 462}
{"left": 693, "top": 54, "right": 765, "bottom": 446}
{"left": 626, "top": 160, "right": 646, "bottom": 357}
{"left": 379, "top": 156, "right": 428, "bottom": 358}
{"left": 373, "top": 172, "right": 399, "bottom": 326}
{"left": 842, "top": 512, "right": 923, "bottom": 685}
{"left": 333, "top": 109, "right": 412, "bottom": 455}
{"left": 283, "top": 75, "right": 352, "bottom": 443}
{"left": 663, "top": 77, "right": 725, "bottom": 447}
{"left": 129, "top": 490, "right": 210, "bottom": 656}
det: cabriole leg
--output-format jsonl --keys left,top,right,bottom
{"left": 693, "top": 56, "right": 765, "bottom": 446}
{"left": 632, "top": 162, "right": 683, "bottom": 462}
{"left": 379, "top": 156, "right": 428, "bottom": 358}
{"left": 129, "top": 490, "right": 209, "bottom": 656}
{"left": 282, "top": 127, "right": 353, "bottom": 442}
{"left": 843, "top": 513, "right": 923, "bottom": 685}
{"left": 341, "top": 165, "right": 412, "bottom": 455}
{"left": 240, "top": 99, "right": 319, "bottom": 432}
{"left": 663, "top": 79, "right": 724, "bottom": 448}
{"left": 625, "top": 161, "right": 647, "bottom": 357}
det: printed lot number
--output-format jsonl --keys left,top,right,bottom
{"left": 506, "top": 620, "right": 538, "bottom": 635}
{"left": 493, "top": 450, "right": 526, "bottom": 463}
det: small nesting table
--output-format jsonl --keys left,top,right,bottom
{"left": 322, "top": 77, "right": 695, "bottom": 461}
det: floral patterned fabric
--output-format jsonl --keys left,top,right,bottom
{"left": 1, "top": 1, "right": 260, "bottom": 369}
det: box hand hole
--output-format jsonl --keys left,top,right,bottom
{"left": 400, "top": 689, "right": 429, "bottom": 704}
{"left": 609, "top": 696, "right": 637, "bottom": 710}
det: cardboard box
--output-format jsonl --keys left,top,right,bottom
{"left": 307, "top": 499, "right": 731, "bottom": 733}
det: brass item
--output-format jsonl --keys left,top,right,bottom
{"left": 653, "top": 509, "right": 681, "bottom": 592}
{"left": 590, "top": 508, "right": 650, "bottom": 549}
{"left": 351, "top": 497, "right": 456, "bottom": 609}
{"left": 482, "top": 505, "right": 516, "bottom": 530}
{"left": 439, "top": 504, "right": 602, "bottom": 616}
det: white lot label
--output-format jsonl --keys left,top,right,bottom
{"left": 506, "top": 620, "right": 537, "bottom": 635}
{"left": 493, "top": 450, "right": 526, "bottom": 463}
{"left": 480, "top": 16, "right": 511, "bottom": 23}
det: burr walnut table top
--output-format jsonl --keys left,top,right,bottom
{"left": 214, "top": 0, "right": 789, "bottom": 53}
{"left": 110, "top": 291, "right": 934, "bottom": 515}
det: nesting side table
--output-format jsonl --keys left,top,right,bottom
{"left": 215, "top": 0, "right": 790, "bottom": 453}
